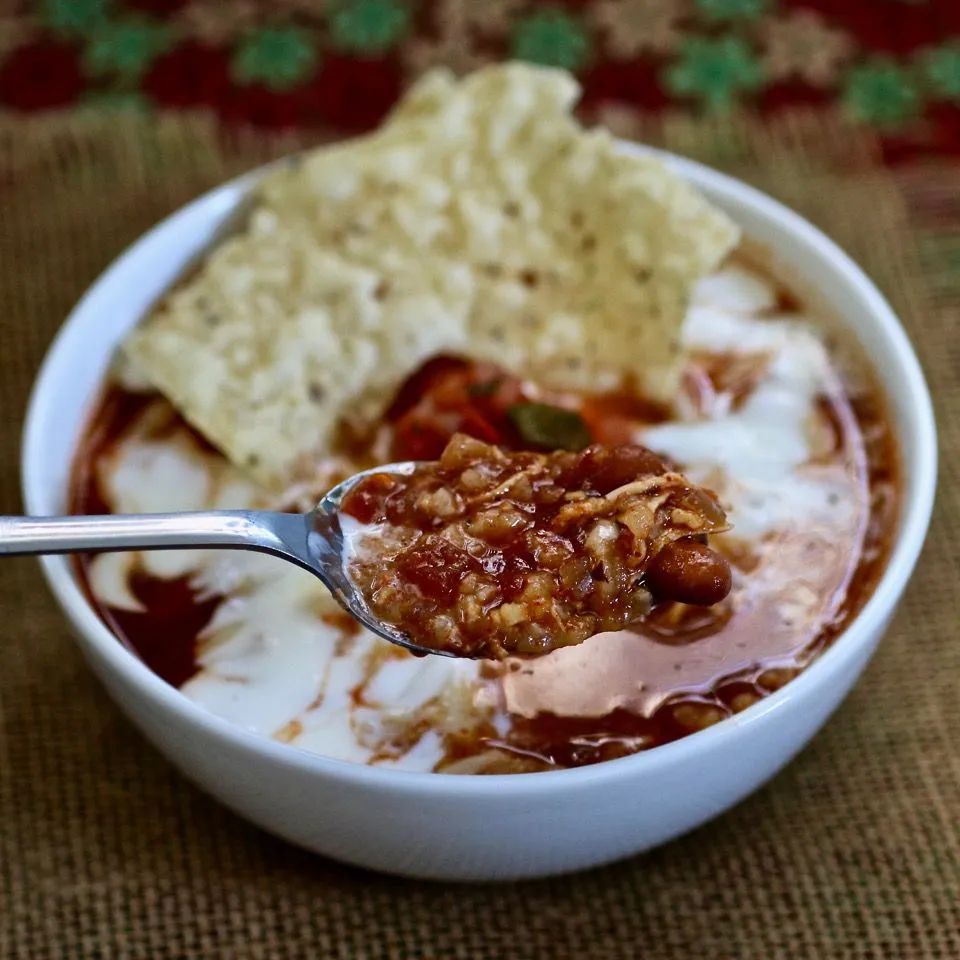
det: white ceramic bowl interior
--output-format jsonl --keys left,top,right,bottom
{"left": 21, "top": 148, "right": 937, "bottom": 881}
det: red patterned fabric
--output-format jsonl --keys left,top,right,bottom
{"left": 1, "top": 0, "right": 958, "bottom": 162}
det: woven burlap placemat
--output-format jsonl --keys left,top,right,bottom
{"left": 0, "top": 110, "right": 957, "bottom": 959}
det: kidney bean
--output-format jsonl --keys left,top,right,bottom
{"left": 646, "top": 539, "right": 732, "bottom": 606}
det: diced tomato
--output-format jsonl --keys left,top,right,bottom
{"left": 396, "top": 535, "right": 477, "bottom": 604}
{"left": 457, "top": 408, "right": 502, "bottom": 444}
{"left": 579, "top": 391, "right": 666, "bottom": 446}
{"left": 340, "top": 472, "right": 400, "bottom": 523}
{"left": 388, "top": 358, "right": 530, "bottom": 458}
{"left": 384, "top": 355, "right": 470, "bottom": 420}
{"left": 391, "top": 411, "right": 455, "bottom": 461}
{"left": 561, "top": 445, "right": 670, "bottom": 494}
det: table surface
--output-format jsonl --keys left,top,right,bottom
{"left": 1, "top": 3, "right": 959, "bottom": 957}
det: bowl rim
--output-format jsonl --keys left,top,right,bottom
{"left": 20, "top": 147, "right": 938, "bottom": 797}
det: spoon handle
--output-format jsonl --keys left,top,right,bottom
{"left": 0, "top": 511, "right": 291, "bottom": 558}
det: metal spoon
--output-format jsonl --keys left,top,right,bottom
{"left": 0, "top": 461, "right": 443, "bottom": 657}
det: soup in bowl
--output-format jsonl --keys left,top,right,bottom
{"left": 22, "top": 66, "right": 935, "bottom": 879}
{"left": 69, "top": 251, "right": 896, "bottom": 772}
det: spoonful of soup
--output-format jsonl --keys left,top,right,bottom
{"left": 0, "top": 435, "right": 731, "bottom": 659}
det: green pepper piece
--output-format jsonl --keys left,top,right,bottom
{"left": 507, "top": 403, "right": 592, "bottom": 451}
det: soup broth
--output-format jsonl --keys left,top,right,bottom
{"left": 70, "top": 259, "right": 898, "bottom": 772}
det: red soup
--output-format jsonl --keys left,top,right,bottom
{"left": 71, "top": 262, "right": 898, "bottom": 772}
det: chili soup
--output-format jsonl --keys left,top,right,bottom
{"left": 70, "top": 254, "right": 898, "bottom": 772}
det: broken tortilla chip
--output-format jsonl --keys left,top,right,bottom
{"left": 125, "top": 63, "right": 739, "bottom": 491}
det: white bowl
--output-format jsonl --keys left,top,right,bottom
{"left": 21, "top": 148, "right": 937, "bottom": 881}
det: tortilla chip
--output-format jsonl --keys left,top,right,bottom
{"left": 126, "top": 63, "right": 738, "bottom": 490}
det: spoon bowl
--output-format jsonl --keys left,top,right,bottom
{"left": 308, "top": 460, "right": 440, "bottom": 656}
